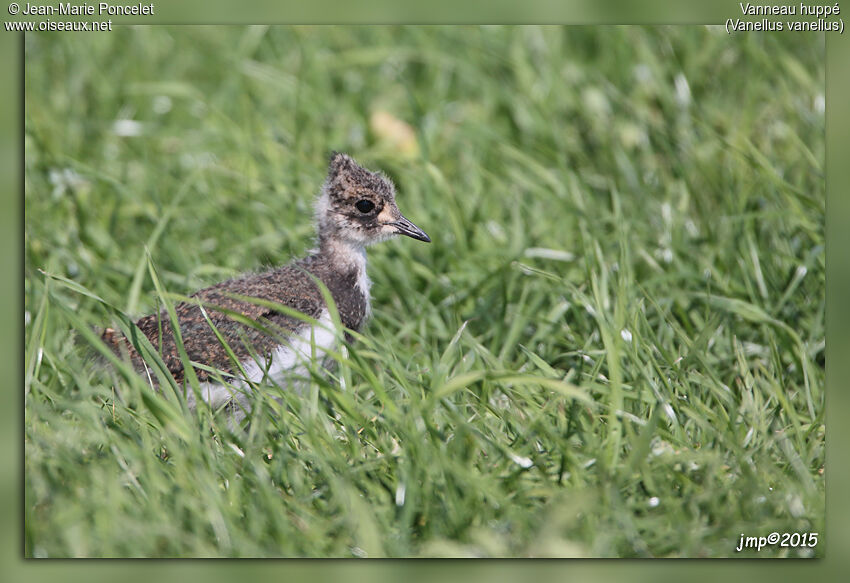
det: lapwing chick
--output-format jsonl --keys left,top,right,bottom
{"left": 103, "top": 152, "right": 430, "bottom": 419}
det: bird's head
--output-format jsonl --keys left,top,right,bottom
{"left": 315, "top": 152, "right": 430, "bottom": 247}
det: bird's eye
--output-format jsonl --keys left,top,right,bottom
{"left": 355, "top": 199, "right": 375, "bottom": 213}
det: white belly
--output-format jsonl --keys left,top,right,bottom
{"left": 187, "top": 310, "right": 338, "bottom": 419}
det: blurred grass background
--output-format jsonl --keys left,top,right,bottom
{"left": 24, "top": 26, "right": 824, "bottom": 558}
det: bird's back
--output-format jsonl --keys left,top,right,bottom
{"left": 105, "top": 254, "right": 367, "bottom": 386}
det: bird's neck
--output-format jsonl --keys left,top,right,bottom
{"left": 318, "top": 234, "right": 367, "bottom": 273}
{"left": 313, "top": 234, "right": 371, "bottom": 297}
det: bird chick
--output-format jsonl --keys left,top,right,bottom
{"left": 103, "top": 152, "right": 430, "bottom": 420}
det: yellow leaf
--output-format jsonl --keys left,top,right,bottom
{"left": 369, "top": 110, "right": 419, "bottom": 158}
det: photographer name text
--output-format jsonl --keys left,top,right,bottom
{"left": 17, "top": 2, "right": 154, "bottom": 15}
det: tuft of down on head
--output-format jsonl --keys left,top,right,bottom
{"left": 315, "top": 152, "right": 430, "bottom": 246}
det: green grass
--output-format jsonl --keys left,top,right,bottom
{"left": 24, "top": 26, "right": 825, "bottom": 557}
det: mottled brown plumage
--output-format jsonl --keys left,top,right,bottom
{"left": 103, "top": 152, "right": 429, "bottom": 396}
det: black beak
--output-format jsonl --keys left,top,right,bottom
{"left": 390, "top": 216, "right": 431, "bottom": 243}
